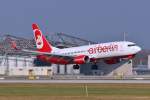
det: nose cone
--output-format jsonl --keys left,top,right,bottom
{"left": 136, "top": 46, "right": 142, "bottom": 53}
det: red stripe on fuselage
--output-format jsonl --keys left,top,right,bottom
{"left": 37, "top": 55, "right": 69, "bottom": 64}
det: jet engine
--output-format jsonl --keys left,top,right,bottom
{"left": 73, "top": 55, "right": 89, "bottom": 64}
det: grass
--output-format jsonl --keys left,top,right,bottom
{"left": 0, "top": 83, "right": 150, "bottom": 100}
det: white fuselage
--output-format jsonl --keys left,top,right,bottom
{"left": 31, "top": 24, "right": 142, "bottom": 65}
{"left": 52, "top": 41, "right": 141, "bottom": 59}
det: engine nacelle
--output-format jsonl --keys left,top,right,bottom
{"left": 104, "top": 58, "right": 120, "bottom": 64}
{"left": 73, "top": 55, "right": 89, "bottom": 64}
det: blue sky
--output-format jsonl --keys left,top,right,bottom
{"left": 0, "top": 0, "right": 150, "bottom": 49}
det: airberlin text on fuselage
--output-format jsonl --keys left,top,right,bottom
{"left": 88, "top": 44, "right": 118, "bottom": 54}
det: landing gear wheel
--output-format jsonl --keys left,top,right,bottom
{"left": 128, "top": 60, "right": 132, "bottom": 64}
{"left": 91, "top": 64, "right": 98, "bottom": 70}
{"left": 73, "top": 64, "right": 80, "bottom": 69}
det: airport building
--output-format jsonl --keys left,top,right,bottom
{"left": 133, "top": 54, "right": 150, "bottom": 75}
{"left": 0, "top": 33, "right": 138, "bottom": 76}
{"left": 0, "top": 55, "right": 132, "bottom": 76}
{"left": 0, "top": 56, "right": 53, "bottom": 76}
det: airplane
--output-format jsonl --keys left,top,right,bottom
{"left": 12, "top": 24, "right": 142, "bottom": 69}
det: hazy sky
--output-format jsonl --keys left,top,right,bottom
{"left": 0, "top": 0, "right": 150, "bottom": 49}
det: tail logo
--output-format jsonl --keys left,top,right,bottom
{"left": 35, "top": 30, "right": 44, "bottom": 49}
{"left": 32, "top": 23, "right": 53, "bottom": 53}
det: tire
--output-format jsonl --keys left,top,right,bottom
{"left": 73, "top": 65, "right": 80, "bottom": 69}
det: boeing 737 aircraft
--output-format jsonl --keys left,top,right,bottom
{"left": 13, "top": 24, "right": 142, "bottom": 69}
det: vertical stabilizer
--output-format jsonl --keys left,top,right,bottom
{"left": 32, "top": 24, "right": 53, "bottom": 53}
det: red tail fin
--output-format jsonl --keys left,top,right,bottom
{"left": 32, "top": 24, "right": 53, "bottom": 53}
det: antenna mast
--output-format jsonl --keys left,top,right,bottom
{"left": 123, "top": 32, "right": 126, "bottom": 41}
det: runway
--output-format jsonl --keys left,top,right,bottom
{"left": 0, "top": 79, "right": 150, "bottom": 83}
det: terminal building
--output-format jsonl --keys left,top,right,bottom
{"left": 0, "top": 33, "right": 136, "bottom": 76}
{"left": 133, "top": 54, "right": 150, "bottom": 75}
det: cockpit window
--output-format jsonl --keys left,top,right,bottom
{"left": 128, "top": 44, "right": 136, "bottom": 47}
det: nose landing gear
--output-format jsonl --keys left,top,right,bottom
{"left": 73, "top": 64, "right": 80, "bottom": 69}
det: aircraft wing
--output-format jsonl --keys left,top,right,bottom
{"left": 10, "top": 40, "right": 88, "bottom": 64}
{"left": 21, "top": 49, "right": 74, "bottom": 60}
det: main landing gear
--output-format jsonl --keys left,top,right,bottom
{"left": 73, "top": 64, "right": 80, "bottom": 69}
